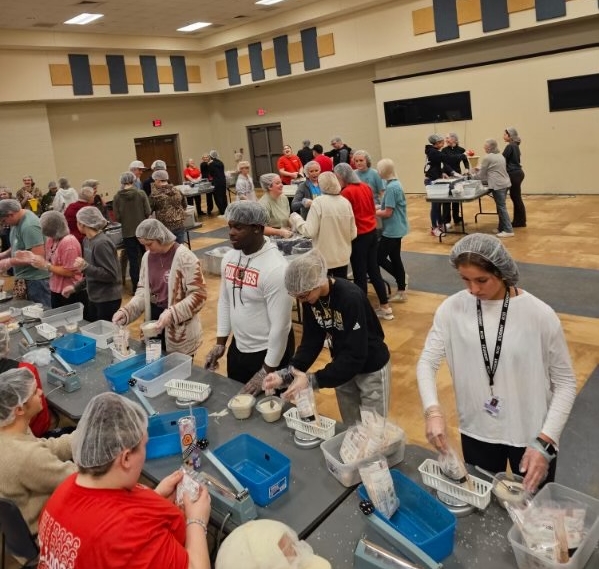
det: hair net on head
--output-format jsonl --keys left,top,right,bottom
{"left": 135, "top": 218, "right": 176, "bottom": 244}
{"left": 79, "top": 186, "right": 95, "bottom": 202}
{"left": 449, "top": 233, "right": 520, "bottom": 286}
{"left": 0, "top": 368, "right": 37, "bottom": 428}
{"left": 58, "top": 177, "right": 69, "bottom": 189}
{"left": 215, "top": 519, "right": 331, "bottom": 569}
{"left": 73, "top": 392, "right": 148, "bottom": 469}
{"left": 285, "top": 249, "right": 328, "bottom": 296}
{"left": 129, "top": 160, "right": 145, "bottom": 170}
{"left": 318, "top": 172, "right": 341, "bottom": 195}
{"left": 40, "top": 211, "right": 69, "bottom": 239}
{"left": 82, "top": 179, "right": 99, "bottom": 189}
{"left": 48, "top": 181, "right": 58, "bottom": 190}
{"left": 151, "top": 159, "right": 166, "bottom": 170}
{"left": 302, "top": 139, "right": 311, "bottom": 147}
{"left": 0, "top": 199, "right": 22, "bottom": 217}
{"left": 333, "top": 163, "right": 360, "bottom": 186}
{"left": 225, "top": 201, "right": 269, "bottom": 226}
{"left": 484, "top": 139, "right": 499, "bottom": 154}
{"left": 447, "top": 132, "right": 459, "bottom": 141}
{"left": 209, "top": 150, "right": 219, "bottom": 159}
{"left": 428, "top": 134, "right": 444, "bottom": 144}
{"left": 0, "top": 324, "right": 9, "bottom": 359}
{"left": 505, "top": 127, "right": 521, "bottom": 144}
{"left": 259, "top": 173, "right": 279, "bottom": 191}
{"left": 76, "top": 206, "right": 108, "bottom": 231}
{"left": 120, "top": 172, "right": 136, "bottom": 186}
{"left": 151, "top": 170, "right": 169, "bottom": 182}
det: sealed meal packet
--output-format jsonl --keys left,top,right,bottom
{"left": 359, "top": 457, "right": 399, "bottom": 519}
{"left": 438, "top": 444, "right": 474, "bottom": 491}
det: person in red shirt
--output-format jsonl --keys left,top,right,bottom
{"left": 38, "top": 392, "right": 211, "bottom": 569}
{"left": 64, "top": 186, "right": 95, "bottom": 243}
{"left": 277, "top": 145, "right": 304, "bottom": 185}
{"left": 184, "top": 158, "right": 205, "bottom": 217}
{"left": 312, "top": 144, "right": 333, "bottom": 173}
{"left": 334, "top": 163, "right": 393, "bottom": 321}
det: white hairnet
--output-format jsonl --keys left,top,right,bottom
{"left": 209, "top": 150, "right": 219, "bottom": 159}
{"left": 151, "top": 170, "right": 169, "bottom": 181}
{"left": 318, "top": 172, "right": 341, "bottom": 195}
{"left": 72, "top": 392, "right": 148, "bottom": 469}
{"left": 129, "top": 160, "right": 145, "bottom": 170}
{"left": 151, "top": 159, "right": 167, "bottom": 170}
{"left": 215, "top": 519, "right": 331, "bottom": 569}
{"left": 120, "top": 172, "right": 136, "bottom": 186}
{"left": 0, "top": 323, "right": 9, "bottom": 359}
{"left": 225, "top": 201, "right": 269, "bottom": 226}
{"left": 284, "top": 249, "right": 328, "bottom": 296}
{"left": 428, "top": 134, "right": 444, "bottom": 144}
{"left": 40, "top": 210, "right": 69, "bottom": 239}
{"left": 449, "top": 233, "right": 520, "bottom": 286}
{"left": 259, "top": 173, "right": 279, "bottom": 191}
{"left": 135, "top": 218, "right": 176, "bottom": 244}
{"left": 0, "top": 368, "right": 37, "bottom": 428}
{"left": 76, "top": 206, "right": 108, "bottom": 231}
{"left": 333, "top": 163, "right": 360, "bottom": 185}
{"left": 0, "top": 199, "right": 21, "bottom": 217}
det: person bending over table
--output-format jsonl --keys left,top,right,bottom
{"left": 37, "top": 393, "right": 211, "bottom": 569}
{"left": 204, "top": 201, "right": 294, "bottom": 390}
{"left": 263, "top": 249, "right": 391, "bottom": 426}
{"left": 417, "top": 234, "right": 576, "bottom": 492}
{"left": 0, "top": 368, "right": 76, "bottom": 534}
{"left": 113, "top": 219, "right": 207, "bottom": 356}
{"left": 258, "top": 173, "right": 293, "bottom": 238}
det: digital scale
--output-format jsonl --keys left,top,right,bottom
{"left": 47, "top": 347, "right": 81, "bottom": 393}
{"left": 197, "top": 438, "right": 257, "bottom": 527}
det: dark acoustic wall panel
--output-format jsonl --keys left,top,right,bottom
{"left": 300, "top": 27, "right": 320, "bottom": 71}
{"left": 248, "top": 42, "right": 265, "bottom": 82}
{"left": 273, "top": 35, "right": 291, "bottom": 76}
{"left": 170, "top": 55, "right": 189, "bottom": 92}
{"left": 68, "top": 54, "right": 93, "bottom": 96}
{"left": 106, "top": 55, "right": 128, "bottom": 94}
{"left": 225, "top": 48, "right": 241, "bottom": 86}
{"left": 536, "top": 0, "right": 566, "bottom": 21}
{"left": 432, "top": 0, "right": 459, "bottom": 43}
{"left": 140, "top": 55, "right": 160, "bottom": 93}
{"left": 481, "top": 0, "right": 509, "bottom": 32}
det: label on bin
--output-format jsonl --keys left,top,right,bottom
{"left": 269, "top": 476, "right": 288, "bottom": 499}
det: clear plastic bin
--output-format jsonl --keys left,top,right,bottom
{"left": 80, "top": 320, "right": 116, "bottom": 349}
{"left": 508, "top": 482, "right": 599, "bottom": 569}
{"left": 203, "top": 247, "right": 231, "bottom": 275}
{"left": 41, "top": 303, "right": 84, "bottom": 328}
{"left": 131, "top": 353, "right": 192, "bottom": 398}
{"left": 320, "top": 428, "right": 406, "bottom": 487}
{"left": 183, "top": 205, "right": 196, "bottom": 229}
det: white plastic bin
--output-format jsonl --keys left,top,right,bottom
{"left": 80, "top": 320, "right": 116, "bottom": 349}
{"left": 40, "top": 303, "right": 84, "bottom": 328}
{"left": 426, "top": 184, "right": 450, "bottom": 198}
{"left": 132, "top": 353, "right": 192, "bottom": 398}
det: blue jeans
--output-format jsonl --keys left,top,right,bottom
{"left": 492, "top": 189, "right": 513, "bottom": 233}
{"left": 26, "top": 278, "right": 51, "bottom": 307}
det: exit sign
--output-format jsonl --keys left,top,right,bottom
{"left": 257, "top": 108, "right": 266, "bottom": 116}
{"left": 152, "top": 119, "right": 162, "bottom": 127}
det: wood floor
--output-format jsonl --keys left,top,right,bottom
{"left": 171, "top": 193, "right": 599, "bottom": 449}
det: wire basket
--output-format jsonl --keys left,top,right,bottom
{"left": 418, "top": 458, "right": 493, "bottom": 510}
{"left": 283, "top": 407, "right": 336, "bottom": 440}
{"left": 165, "top": 379, "right": 211, "bottom": 403}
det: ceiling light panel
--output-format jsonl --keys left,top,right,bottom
{"left": 177, "top": 21, "right": 212, "bottom": 32}
{"left": 64, "top": 13, "right": 104, "bottom": 25}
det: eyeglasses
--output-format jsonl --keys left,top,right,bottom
{"left": 290, "top": 290, "right": 312, "bottom": 302}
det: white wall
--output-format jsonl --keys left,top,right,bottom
{"left": 374, "top": 46, "right": 599, "bottom": 194}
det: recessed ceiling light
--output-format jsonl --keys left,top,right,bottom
{"left": 256, "top": 0, "right": 285, "bottom": 5}
{"left": 177, "top": 22, "right": 212, "bottom": 32}
{"left": 64, "top": 13, "right": 104, "bottom": 25}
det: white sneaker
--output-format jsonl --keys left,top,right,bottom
{"left": 496, "top": 231, "right": 514, "bottom": 238}
{"left": 444, "top": 222, "right": 452, "bottom": 231}
{"left": 431, "top": 227, "right": 442, "bottom": 237}
{"left": 375, "top": 307, "right": 394, "bottom": 320}
{"left": 390, "top": 291, "right": 408, "bottom": 302}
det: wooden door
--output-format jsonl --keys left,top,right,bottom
{"left": 247, "top": 123, "right": 283, "bottom": 184}
{"left": 134, "top": 134, "right": 182, "bottom": 185}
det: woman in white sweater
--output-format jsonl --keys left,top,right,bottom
{"left": 289, "top": 171, "right": 357, "bottom": 278}
{"left": 417, "top": 234, "right": 576, "bottom": 492}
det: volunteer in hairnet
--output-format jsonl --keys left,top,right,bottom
{"left": 263, "top": 249, "right": 391, "bottom": 425}
{"left": 37, "top": 393, "right": 211, "bottom": 569}
{"left": 215, "top": 519, "right": 331, "bottom": 569}
{"left": 417, "top": 234, "right": 576, "bottom": 492}
{"left": 0, "top": 367, "right": 76, "bottom": 534}
{"left": 204, "top": 201, "right": 294, "bottom": 391}
{"left": 113, "top": 219, "right": 207, "bottom": 355}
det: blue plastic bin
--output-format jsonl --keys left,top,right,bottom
{"left": 103, "top": 353, "right": 150, "bottom": 394}
{"left": 146, "top": 407, "right": 208, "bottom": 460}
{"left": 213, "top": 434, "right": 291, "bottom": 507}
{"left": 357, "top": 469, "right": 456, "bottom": 563}
{"left": 51, "top": 333, "right": 96, "bottom": 365}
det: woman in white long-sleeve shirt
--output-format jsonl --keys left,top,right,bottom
{"left": 417, "top": 234, "right": 576, "bottom": 491}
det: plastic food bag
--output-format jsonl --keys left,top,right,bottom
{"left": 438, "top": 445, "right": 474, "bottom": 490}
{"left": 21, "top": 347, "right": 52, "bottom": 367}
{"left": 340, "top": 423, "right": 369, "bottom": 464}
{"left": 359, "top": 458, "right": 399, "bottom": 519}
{"left": 175, "top": 467, "right": 201, "bottom": 508}
{"left": 295, "top": 385, "right": 320, "bottom": 426}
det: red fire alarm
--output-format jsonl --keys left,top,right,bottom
{"left": 152, "top": 119, "right": 162, "bottom": 127}
{"left": 256, "top": 108, "right": 266, "bottom": 116}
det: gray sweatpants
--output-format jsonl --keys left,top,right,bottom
{"left": 334, "top": 360, "right": 391, "bottom": 425}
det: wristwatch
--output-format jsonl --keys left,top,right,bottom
{"left": 535, "top": 437, "right": 558, "bottom": 458}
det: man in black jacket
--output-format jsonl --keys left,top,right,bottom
{"left": 325, "top": 136, "right": 352, "bottom": 166}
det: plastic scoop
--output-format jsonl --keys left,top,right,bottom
{"left": 475, "top": 465, "right": 521, "bottom": 495}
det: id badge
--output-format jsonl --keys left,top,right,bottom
{"left": 484, "top": 396, "right": 502, "bottom": 416}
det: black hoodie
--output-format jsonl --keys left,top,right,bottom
{"left": 424, "top": 145, "right": 454, "bottom": 182}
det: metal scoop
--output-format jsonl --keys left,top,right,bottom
{"left": 475, "top": 465, "right": 521, "bottom": 494}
